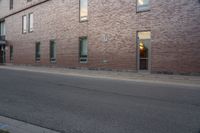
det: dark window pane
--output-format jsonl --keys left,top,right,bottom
{"left": 0, "top": 21, "right": 5, "bottom": 36}
{"left": 79, "top": 37, "right": 88, "bottom": 63}
{"left": 35, "top": 42, "right": 40, "bottom": 61}
{"left": 10, "top": 0, "right": 13, "bottom": 10}
{"left": 50, "top": 40, "right": 56, "bottom": 62}
{"left": 10, "top": 46, "right": 13, "bottom": 61}
{"left": 140, "top": 59, "right": 148, "bottom": 70}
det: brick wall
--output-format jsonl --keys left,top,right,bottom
{"left": 0, "top": 0, "right": 10, "bottom": 18}
{"left": 0, "top": 0, "right": 45, "bottom": 18}
{"left": 150, "top": 0, "right": 200, "bottom": 74}
{"left": 2, "top": 0, "right": 200, "bottom": 74}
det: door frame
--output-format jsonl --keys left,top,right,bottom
{"left": 136, "top": 31, "right": 151, "bottom": 72}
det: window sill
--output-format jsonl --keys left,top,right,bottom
{"left": 80, "top": 61, "right": 88, "bottom": 64}
{"left": 50, "top": 59, "right": 56, "bottom": 63}
{"left": 136, "top": 9, "right": 151, "bottom": 13}
{"left": 35, "top": 60, "right": 40, "bottom": 63}
{"left": 28, "top": 30, "right": 33, "bottom": 33}
{"left": 80, "top": 20, "right": 88, "bottom": 23}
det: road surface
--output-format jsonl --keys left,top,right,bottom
{"left": 0, "top": 68, "right": 200, "bottom": 133}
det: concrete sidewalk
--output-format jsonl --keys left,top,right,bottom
{"left": 0, "top": 65, "right": 200, "bottom": 87}
{"left": 0, "top": 116, "right": 59, "bottom": 133}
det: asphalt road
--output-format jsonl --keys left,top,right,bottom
{"left": 0, "top": 69, "right": 200, "bottom": 133}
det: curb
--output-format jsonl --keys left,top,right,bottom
{"left": 0, "top": 65, "right": 200, "bottom": 87}
{"left": 0, "top": 115, "right": 60, "bottom": 133}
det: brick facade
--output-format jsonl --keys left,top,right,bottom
{"left": 0, "top": 0, "right": 200, "bottom": 74}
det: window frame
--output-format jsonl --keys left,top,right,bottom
{"left": 22, "top": 15, "right": 27, "bottom": 34}
{"left": 79, "top": 36, "right": 88, "bottom": 63}
{"left": 136, "top": 0, "right": 150, "bottom": 13}
{"left": 136, "top": 30, "right": 151, "bottom": 71}
{"left": 10, "top": 45, "right": 14, "bottom": 62}
{"left": 35, "top": 42, "right": 41, "bottom": 62}
{"left": 79, "top": 0, "right": 88, "bottom": 22}
{"left": 10, "top": 0, "right": 13, "bottom": 10}
{"left": 28, "top": 13, "right": 34, "bottom": 33}
{"left": 49, "top": 40, "right": 56, "bottom": 63}
{"left": 0, "top": 21, "right": 6, "bottom": 36}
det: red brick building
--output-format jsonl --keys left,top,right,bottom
{"left": 0, "top": 0, "right": 200, "bottom": 75}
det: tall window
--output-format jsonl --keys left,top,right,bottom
{"left": 28, "top": 13, "right": 33, "bottom": 32}
{"left": 137, "top": 0, "right": 150, "bottom": 12}
{"left": 10, "top": 45, "right": 14, "bottom": 61}
{"left": 50, "top": 40, "right": 56, "bottom": 62}
{"left": 80, "top": 0, "right": 88, "bottom": 21}
{"left": 22, "top": 15, "right": 27, "bottom": 34}
{"left": 79, "top": 37, "right": 88, "bottom": 63}
{"left": 0, "top": 21, "right": 5, "bottom": 36}
{"left": 35, "top": 42, "right": 41, "bottom": 62}
{"left": 10, "top": 0, "right": 13, "bottom": 10}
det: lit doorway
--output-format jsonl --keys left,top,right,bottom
{"left": 137, "top": 31, "right": 151, "bottom": 71}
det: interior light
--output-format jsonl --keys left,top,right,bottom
{"left": 140, "top": 43, "right": 144, "bottom": 50}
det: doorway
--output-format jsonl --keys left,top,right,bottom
{"left": 137, "top": 31, "right": 151, "bottom": 71}
{"left": 0, "top": 45, "right": 6, "bottom": 64}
